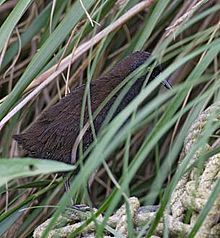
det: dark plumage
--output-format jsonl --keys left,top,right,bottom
{"left": 13, "top": 51, "right": 171, "bottom": 165}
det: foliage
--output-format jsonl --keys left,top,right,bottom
{"left": 0, "top": 0, "right": 219, "bottom": 237}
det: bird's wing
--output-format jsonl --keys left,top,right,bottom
{"left": 13, "top": 79, "right": 117, "bottom": 163}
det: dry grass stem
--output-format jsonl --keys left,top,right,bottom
{"left": 165, "top": 0, "right": 209, "bottom": 37}
{"left": 0, "top": 0, "right": 155, "bottom": 130}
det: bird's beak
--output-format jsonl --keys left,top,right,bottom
{"left": 162, "top": 80, "right": 172, "bottom": 89}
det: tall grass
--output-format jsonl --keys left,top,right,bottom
{"left": 0, "top": 0, "right": 219, "bottom": 237}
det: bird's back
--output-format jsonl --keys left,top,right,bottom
{"left": 13, "top": 51, "right": 153, "bottom": 164}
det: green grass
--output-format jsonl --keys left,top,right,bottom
{"left": 0, "top": 0, "right": 220, "bottom": 237}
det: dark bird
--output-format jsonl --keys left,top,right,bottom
{"left": 13, "top": 51, "right": 171, "bottom": 196}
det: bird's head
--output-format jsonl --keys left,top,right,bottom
{"left": 104, "top": 51, "right": 172, "bottom": 89}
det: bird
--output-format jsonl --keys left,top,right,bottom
{"left": 13, "top": 51, "right": 171, "bottom": 200}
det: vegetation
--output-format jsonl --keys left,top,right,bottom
{"left": 0, "top": 0, "right": 219, "bottom": 237}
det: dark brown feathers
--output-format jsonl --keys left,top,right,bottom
{"left": 14, "top": 51, "right": 162, "bottom": 164}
